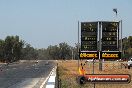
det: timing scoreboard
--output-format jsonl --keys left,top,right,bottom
{"left": 79, "top": 21, "right": 121, "bottom": 60}
{"left": 80, "top": 22, "right": 98, "bottom": 59}
{"left": 101, "top": 22, "right": 121, "bottom": 60}
{"left": 81, "top": 22, "right": 98, "bottom": 51}
{"left": 102, "top": 22, "right": 119, "bottom": 51}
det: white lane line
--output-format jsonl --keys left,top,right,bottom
{"left": 45, "top": 66, "right": 57, "bottom": 88}
{"left": 39, "top": 67, "right": 55, "bottom": 88}
{"left": 45, "top": 85, "right": 55, "bottom": 88}
{"left": 48, "top": 76, "right": 55, "bottom": 82}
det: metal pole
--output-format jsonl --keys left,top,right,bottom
{"left": 72, "top": 48, "right": 73, "bottom": 60}
{"left": 117, "top": 22, "right": 119, "bottom": 51}
{"left": 121, "top": 20, "right": 123, "bottom": 59}
{"left": 93, "top": 59, "right": 95, "bottom": 88}
{"left": 78, "top": 21, "right": 80, "bottom": 69}
{"left": 93, "top": 59, "right": 95, "bottom": 74}
{"left": 99, "top": 22, "right": 102, "bottom": 51}
{"left": 99, "top": 21, "right": 102, "bottom": 71}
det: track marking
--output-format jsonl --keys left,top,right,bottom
{"left": 39, "top": 67, "right": 55, "bottom": 88}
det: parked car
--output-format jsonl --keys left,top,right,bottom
{"left": 127, "top": 56, "right": 132, "bottom": 69}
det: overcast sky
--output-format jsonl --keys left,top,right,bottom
{"left": 0, "top": 0, "right": 132, "bottom": 48}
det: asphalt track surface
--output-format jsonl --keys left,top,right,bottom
{"left": 0, "top": 60, "right": 55, "bottom": 88}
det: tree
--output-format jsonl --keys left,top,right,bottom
{"left": 37, "top": 48, "right": 48, "bottom": 60}
{"left": 21, "top": 44, "right": 38, "bottom": 60}
{"left": 48, "top": 45, "right": 60, "bottom": 60}
{"left": 0, "top": 39, "right": 5, "bottom": 62}
{"left": 12, "top": 36, "right": 24, "bottom": 61}
{"left": 3, "top": 36, "right": 24, "bottom": 62}
{"left": 122, "top": 36, "right": 132, "bottom": 59}
{"left": 128, "top": 36, "right": 132, "bottom": 48}
{"left": 59, "top": 42, "right": 71, "bottom": 60}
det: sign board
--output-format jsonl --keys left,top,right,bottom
{"left": 79, "top": 51, "right": 121, "bottom": 60}
{"left": 100, "top": 51, "right": 121, "bottom": 59}
{"left": 79, "top": 51, "right": 99, "bottom": 59}
{"left": 84, "top": 74, "right": 131, "bottom": 83}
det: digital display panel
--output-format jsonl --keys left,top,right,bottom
{"left": 100, "top": 52, "right": 121, "bottom": 59}
{"left": 81, "top": 22, "right": 98, "bottom": 51}
{"left": 79, "top": 51, "right": 121, "bottom": 60}
{"left": 79, "top": 52, "right": 99, "bottom": 59}
{"left": 102, "top": 22, "right": 119, "bottom": 51}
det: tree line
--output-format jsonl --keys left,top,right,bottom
{"left": 122, "top": 36, "right": 132, "bottom": 58}
{"left": 0, "top": 35, "right": 78, "bottom": 63}
{"left": 0, "top": 35, "right": 131, "bottom": 63}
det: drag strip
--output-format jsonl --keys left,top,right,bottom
{"left": 0, "top": 60, "right": 56, "bottom": 88}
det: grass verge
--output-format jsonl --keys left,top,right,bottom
{"left": 57, "top": 60, "right": 132, "bottom": 88}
